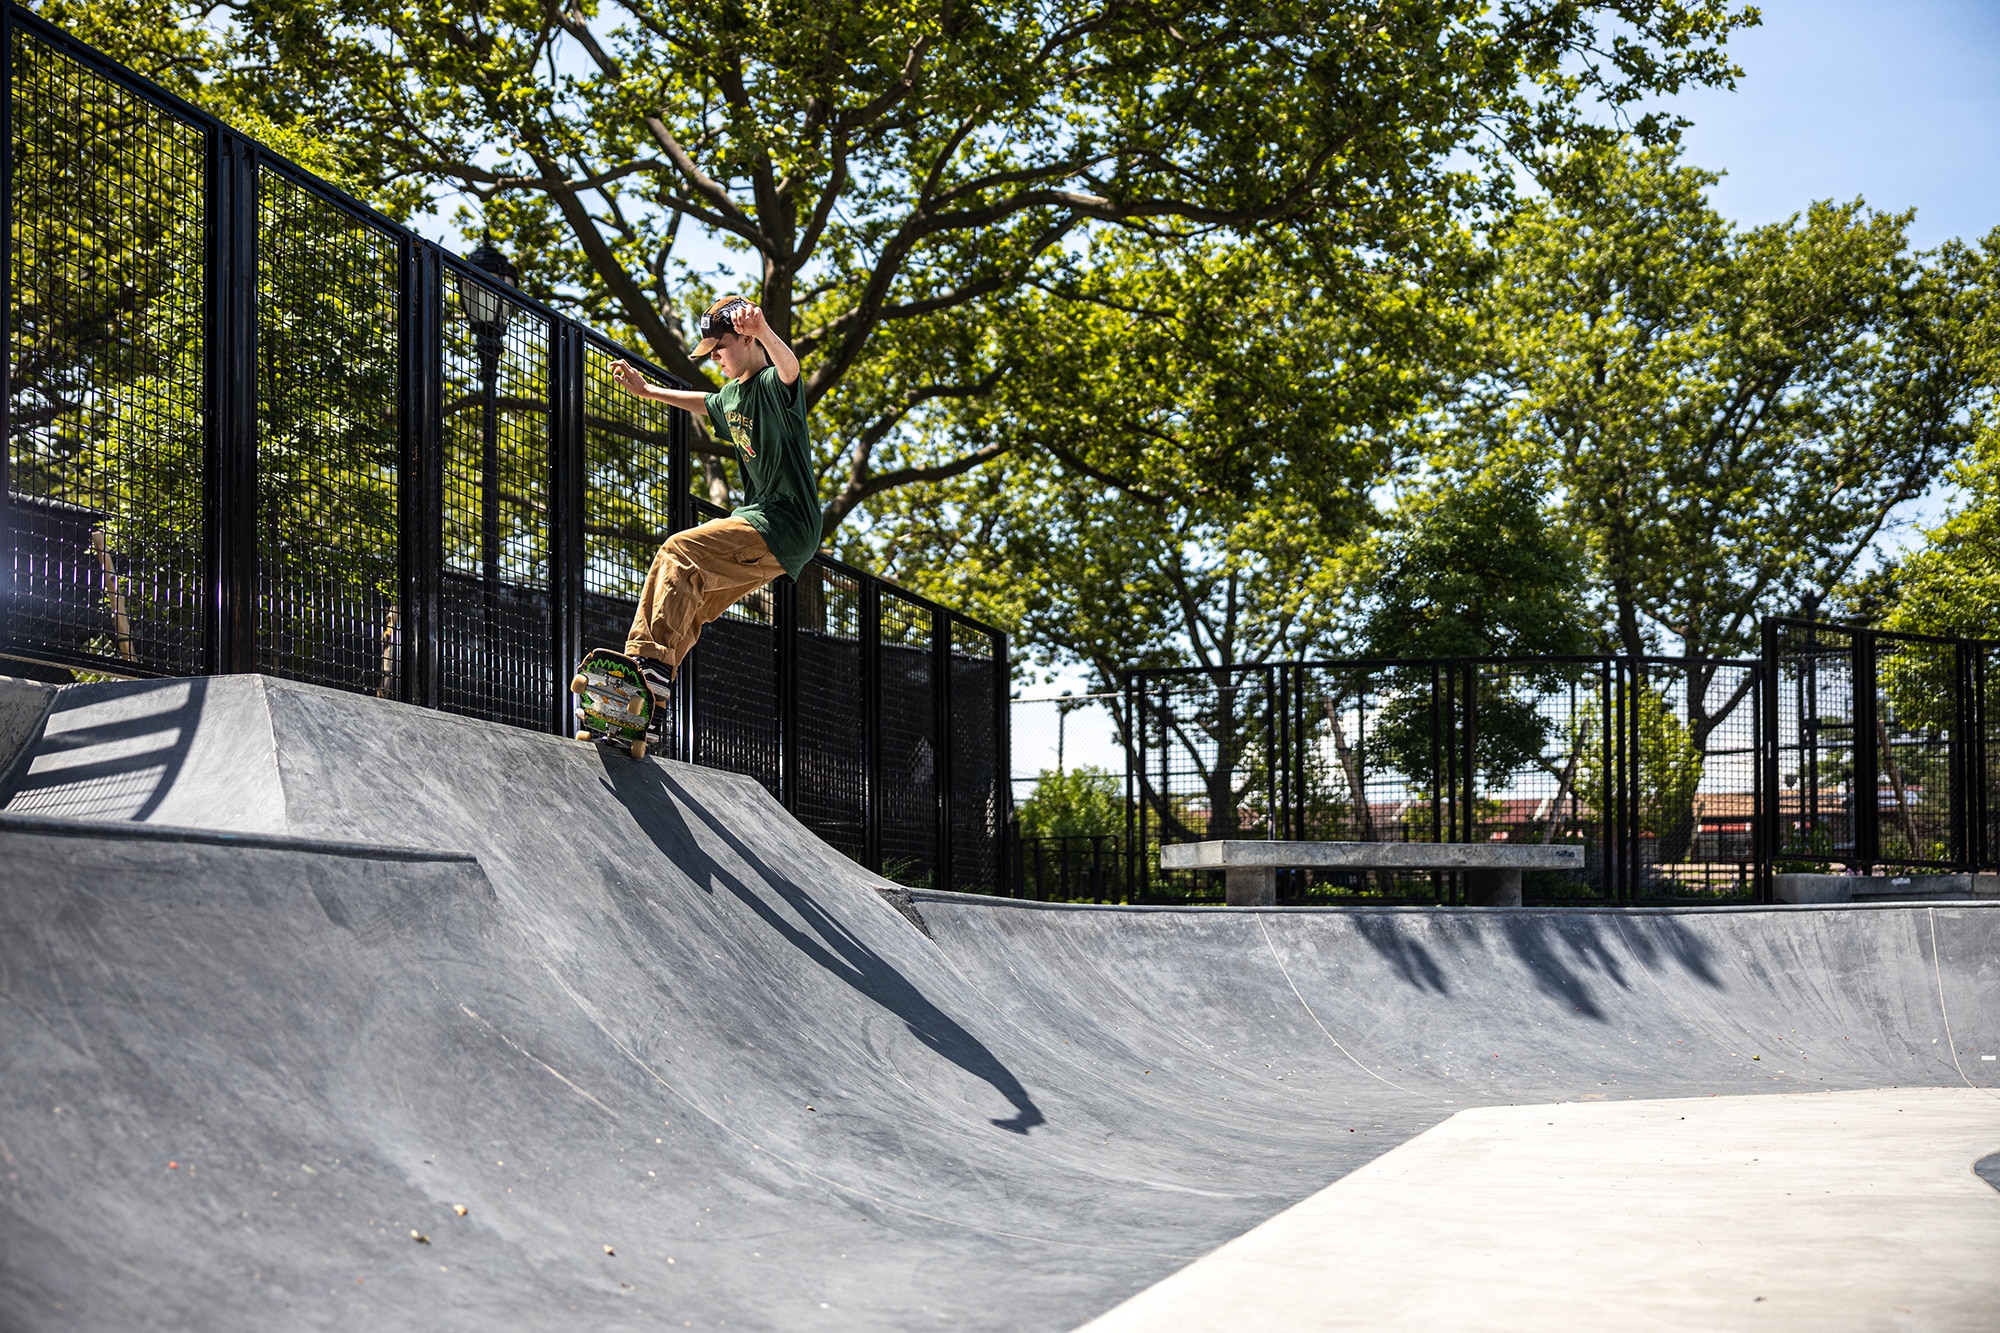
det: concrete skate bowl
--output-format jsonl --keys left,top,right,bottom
{"left": 0, "top": 676, "right": 1996, "bottom": 1331}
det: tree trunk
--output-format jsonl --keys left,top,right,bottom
{"left": 1323, "top": 693, "right": 1377, "bottom": 841}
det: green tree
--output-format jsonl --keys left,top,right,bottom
{"left": 1468, "top": 143, "right": 1992, "bottom": 756}
{"left": 1016, "top": 765, "right": 1122, "bottom": 840}
{"left": 1360, "top": 460, "right": 1593, "bottom": 661}
{"left": 48, "top": 0, "right": 1758, "bottom": 538}
{"left": 864, "top": 237, "right": 1428, "bottom": 842}
{"left": 1882, "top": 437, "right": 2000, "bottom": 644}
{"left": 1348, "top": 459, "right": 1595, "bottom": 816}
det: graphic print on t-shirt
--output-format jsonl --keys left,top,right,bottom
{"left": 727, "top": 409, "right": 756, "bottom": 457}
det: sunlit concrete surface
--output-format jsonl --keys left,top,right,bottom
{"left": 3, "top": 675, "right": 1998, "bottom": 1330}
{"left": 1081, "top": 1087, "right": 2000, "bottom": 1332}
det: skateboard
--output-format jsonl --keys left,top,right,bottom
{"left": 569, "top": 648, "right": 662, "bottom": 758}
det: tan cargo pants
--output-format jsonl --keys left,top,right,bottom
{"left": 624, "top": 516, "right": 784, "bottom": 672}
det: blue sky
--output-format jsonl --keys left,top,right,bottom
{"left": 1657, "top": 0, "right": 2000, "bottom": 250}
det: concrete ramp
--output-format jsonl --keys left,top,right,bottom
{"left": 1, "top": 677, "right": 1997, "bottom": 1331}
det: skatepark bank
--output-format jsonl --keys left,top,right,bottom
{"left": 1, "top": 675, "right": 1997, "bottom": 1329}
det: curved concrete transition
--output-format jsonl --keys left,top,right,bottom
{"left": 0, "top": 676, "right": 1996, "bottom": 1331}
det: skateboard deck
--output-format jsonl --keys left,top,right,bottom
{"left": 569, "top": 648, "right": 659, "bottom": 758}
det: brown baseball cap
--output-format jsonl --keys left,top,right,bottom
{"left": 691, "top": 295, "right": 752, "bottom": 357}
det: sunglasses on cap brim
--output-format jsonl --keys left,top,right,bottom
{"left": 697, "top": 300, "right": 751, "bottom": 341}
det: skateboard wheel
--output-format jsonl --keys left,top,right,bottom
{"left": 570, "top": 674, "right": 588, "bottom": 694}
{"left": 629, "top": 740, "right": 647, "bottom": 760}
{"left": 575, "top": 729, "right": 591, "bottom": 742}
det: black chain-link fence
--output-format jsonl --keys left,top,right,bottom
{"left": 1086, "top": 631, "right": 1997, "bottom": 906}
{"left": 1766, "top": 618, "right": 1992, "bottom": 876}
{"left": 0, "top": 5, "right": 1008, "bottom": 890}
{"left": 1124, "top": 659, "right": 1644, "bottom": 904}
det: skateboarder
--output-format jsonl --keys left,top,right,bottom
{"left": 606, "top": 295, "right": 821, "bottom": 703}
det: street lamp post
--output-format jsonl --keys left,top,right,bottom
{"left": 451, "top": 235, "right": 517, "bottom": 707}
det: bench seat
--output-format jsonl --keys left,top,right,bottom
{"left": 1159, "top": 840, "right": 1584, "bottom": 906}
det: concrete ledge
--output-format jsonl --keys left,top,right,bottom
{"left": 1775, "top": 872, "right": 1998, "bottom": 904}
{"left": 1161, "top": 840, "right": 1584, "bottom": 872}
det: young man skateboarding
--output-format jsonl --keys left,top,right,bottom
{"left": 605, "top": 295, "right": 820, "bottom": 704}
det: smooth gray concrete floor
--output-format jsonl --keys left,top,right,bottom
{"left": 1082, "top": 1087, "right": 2000, "bottom": 1331}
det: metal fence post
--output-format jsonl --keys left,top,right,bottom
{"left": 1973, "top": 645, "right": 1991, "bottom": 868}
{"left": 861, "top": 575, "right": 881, "bottom": 873}
{"left": 550, "top": 320, "right": 586, "bottom": 735}
{"left": 1598, "top": 658, "right": 1615, "bottom": 902}
{"left": 932, "top": 605, "right": 952, "bottom": 892}
{"left": 1852, "top": 628, "right": 1879, "bottom": 872}
{"left": 1121, "top": 673, "right": 1135, "bottom": 900}
{"left": 1461, "top": 661, "right": 1478, "bottom": 844}
{"left": 1266, "top": 666, "right": 1281, "bottom": 850}
{"left": 399, "top": 239, "right": 443, "bottom": 709}
{"left": 776, "top": 573, "right": 798, "bottom": 813}
{"left": 1758, "top": 619, "right": 1779, "bottom": 902}
{"left": 1951, "top": 638, "right": 1970, "bottom": 868}
{"left": 203, "top": 129, "right": 258, "bottom": 675}
{"left": 1626, "top": 658, "right": 1642, "bottom": 903}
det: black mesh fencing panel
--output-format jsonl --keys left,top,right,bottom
{"left": 1136, "top": 659, "right": 1630, "bottom": 904}
{"left": 1288, "top": 662, "right": 1452, "bottom": 899}
{"left": 794, "top": 561, "right": 865, "bottom": 861}
{"left": 1466, "top": 660, "right": 1614, "bottom": 901}
{"left": 8, "top": 28, "right": 206, "bottom": 674}
{"left": 948, "top": 618, "right": 1000, "bottom": 892}
{"left": 1873, "top": 632, "right": 1962, "bottom": 866}
{"left": 877, "top": 591, "right": 936, "bottom": 887}
{"left": 254, "top": 169, "right": 401, "bottom": 694}
{"left": 1772, "top": 622, "right": 1858, "bottom": 872}
{"left": 1138, "top": 670, "right": 1278, "bottom": 841}
{"left": 692, "top": 582, "right": 780, "bottom": 796}
{"left": 581, "top": 340, "right": 677, "bottom": 746}
{"left": 438, "top": 277, "right": 553, "bottom": 729}
{"left": 0, "top": 9, "right": 1012, "bottom": 876}
{"left": 1623, "top": 660, "right": 1757, "bottom": 900}
{"left": 580, "top": 340, "right": 673, "bottom": 649}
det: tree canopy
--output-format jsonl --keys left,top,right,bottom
{"left": 40, "top": 0, "right": 1760, "bottom": 538}
{"left": 1466, "top": 145, "right": 1991, "bottom": 666}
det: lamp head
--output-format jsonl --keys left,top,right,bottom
{"left": 457, "top": 232, "right": 517, "bottom": 332}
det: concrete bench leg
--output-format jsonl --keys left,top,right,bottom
{"left": 1463, "top": 868, "right": 1521, "bottom": 907}
{"left": 1226, "top": 867, "right": 1276, "bottom": 907}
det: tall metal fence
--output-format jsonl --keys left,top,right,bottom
{"left": 1108, "top": 627, "right": 1999, "bottom": 906}
{"left": 0, "top": 5, "right": 1007, "bottom": 891}
{"left": 1765, "top": 618, "right": 1995, "bottom": 878}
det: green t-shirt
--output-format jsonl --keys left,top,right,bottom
{"left": 703, "top": 366, "right": 820, "bottom": 579}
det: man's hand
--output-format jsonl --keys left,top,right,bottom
{"left": 731, "top": 302, "right": 770, "bottom": 341}
{"left": 729, "top": 302, "right": 801, "bottom": 386}
{"left": 609, "top": 359, "right": 650, "bottom": 396}
{"left": 607, "top": 357, "right": 710, "bottom": 417}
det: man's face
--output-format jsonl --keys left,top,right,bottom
{"left": 710, "top": 327, "right": 764, "bottom": 380}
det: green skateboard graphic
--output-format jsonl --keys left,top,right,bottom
{"left": 569, "top": 648, "right": 659, "bottom": 758}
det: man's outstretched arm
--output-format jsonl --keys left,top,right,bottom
{"left": 609, "top": 361, "right": 709, "bottom": 415}
{"left": 731, "top": 302, "right": 800, "bottom": 386}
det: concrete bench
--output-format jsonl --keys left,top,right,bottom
{"left": 1159, "top": 840, "right": 1586, "bottom": 906}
